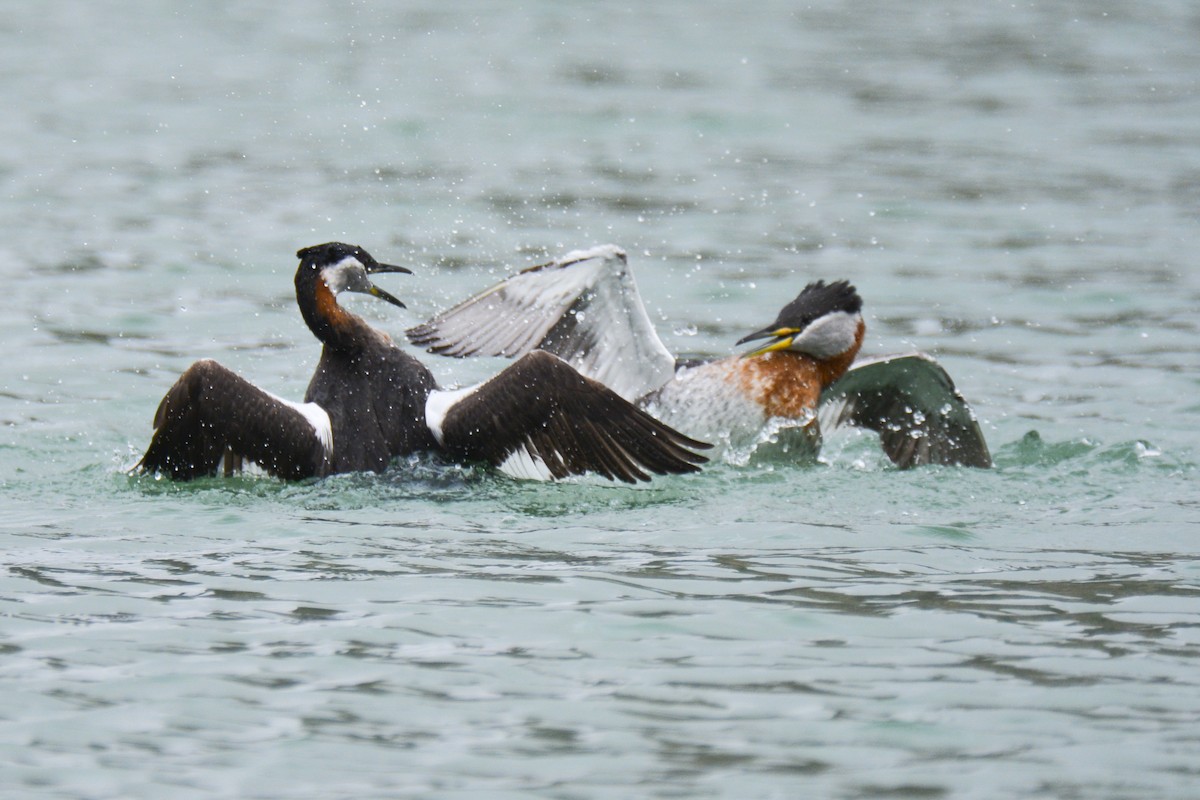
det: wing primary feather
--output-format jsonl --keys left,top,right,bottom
{"left": 818, "top": 353, "right": 991, "bottom": 468}
{"left": 406, "top": 245, "right": 677, "bottom": 402}
{"left": 137, "top": 359, "right": 332, "bottom": 481}
{"left": 435, "top": 351, "right": 708, "bottom": 483}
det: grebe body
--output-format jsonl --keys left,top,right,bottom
{"left": 407, "top": 245, "right": 990, "bottom": 468}
{"left": 138, "top": 243, "right": 709, "bottom": 483}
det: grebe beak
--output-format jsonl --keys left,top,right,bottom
{"left": 366, "top": 262, "right": 413, "bottom": 276}
{"left": 736, "top": 326, "right": 799, "bottom": 358}
{"left": 369, "top": 284, "right": 407, "bottom": 309}
{"left": 365, "top": 261, "right": 412, "bottom": 308}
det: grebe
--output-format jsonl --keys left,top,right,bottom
{"left": 406, "top": 245, "right": 990, "bottom": 468}
{"left": 137, "top": 243, "right": 710, "bottom": 483}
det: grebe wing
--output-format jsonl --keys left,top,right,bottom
{"left": 818, "top": 353, "right": 992, "bottom": 468}
{"left": 407, "top": 244, "right": 676, "bottom": 402}
{"left": 137, "top": 359, "right": 332, "bottom": 480}
{"left": 425, "top": 351, "right": 709, "bottom": 483}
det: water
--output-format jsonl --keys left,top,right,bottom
{"left": 3, "top": 2, "right": 1199, "bottom": 797}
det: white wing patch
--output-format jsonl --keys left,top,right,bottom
{"left": 423, "top": 385, "right": 481, "bottom": 446}
{"left": 497, "top": 446, "right": 555, "bottom": 482}
{"left": 269, "top": 393, "right": 333, "bottom": 456}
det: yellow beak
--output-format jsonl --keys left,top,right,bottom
{"left": 738, "top": 328, "right": 798, "bottom": 358}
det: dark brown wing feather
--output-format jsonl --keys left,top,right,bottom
{"left": 438, "top": 351, "right": 710, "bottom": 483}
{"left": 137, "top": 359, "right": 331, "bottom": 480}
{"left": 818, "top": 353, "right": 991, "bottom": 469}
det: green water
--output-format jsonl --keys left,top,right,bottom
{"left": 3, "top": 2, "right": 1199, "bottom": 798}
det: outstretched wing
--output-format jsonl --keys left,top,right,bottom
{"left": 407, "top": 244, "right": 677, "bottom": 402}
{"left": 137, "top": 359, "right": 333, "bottom": 480}
{"left": 818, "top": 353, "right": 991, "bottom": 468}
{"left": 425, "top": 350, "right": 710, "bottom": 483}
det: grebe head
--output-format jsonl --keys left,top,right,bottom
{"left": 296, "top": 242, "right": 412, "bottom": 308}
{"left": 736, "top": 280, "right": 863, "bottom": 359}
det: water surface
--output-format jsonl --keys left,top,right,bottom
{"left": 2, "top": 2, "right": 1199, "bottom": 798}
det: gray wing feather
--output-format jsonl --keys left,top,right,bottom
{"left": 408, "top": 245, "right": 676, "bottom": 402}
{"left": 818, "top": 353, "right": 991, "bottom": 468}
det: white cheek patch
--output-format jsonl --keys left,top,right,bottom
{"left": 321, "top": 256, "right": 367, "bottom": 295}
{"left": 792, "top": 312, "right": 861, "bottom": 359}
